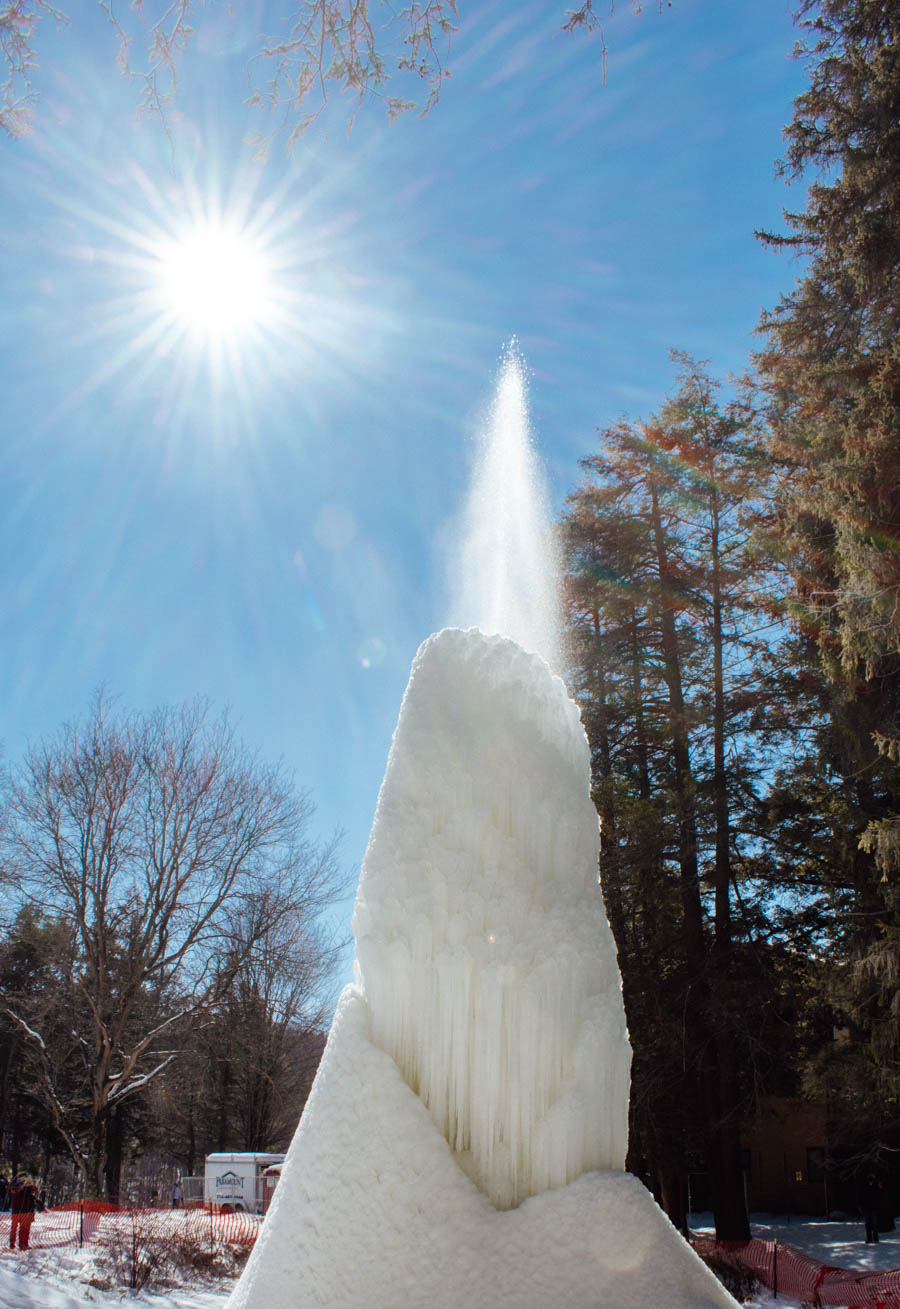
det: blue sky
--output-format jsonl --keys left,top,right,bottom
{"left": 0, "top": 0, "right": 806, "bottom": 979}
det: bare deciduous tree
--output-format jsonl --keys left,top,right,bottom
{"left": 150, "top": 896, "right": 334, "bottom": 1172}
{"left": 1, "top": 692, "right": 345, "bottom": 1198}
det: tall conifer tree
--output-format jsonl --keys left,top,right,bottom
{"left": 756, "top": 0, "right": 900, "bottom": 1093}
{"left": 562, "top": 359, "right": 766, "bottom": 1239}
{"left": 758, "top": 0, "right": 900, "bottom": 859}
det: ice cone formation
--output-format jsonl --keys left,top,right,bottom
{"left": 353, "top": 628, "right": 630, "bottom": 1208}
{"left": 227, "top": 629, "right": 738, "bottom": 1309}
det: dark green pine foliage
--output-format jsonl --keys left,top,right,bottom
{"left": 562, "top": 358, "right": 774, "bottom": 1240}
{"left": 756, "top": 0, "right": 900, "bottom": 1115}
{"left": 0, "top": 909, "right": 82, "bottom": 1178}
{"left": 758, "top": 0, "right": 900, "bottom": 863}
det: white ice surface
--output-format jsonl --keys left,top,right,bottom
{"left": 228, "top": 629, "right": 738, "bottom": 1307}
{"left": 354, "top": 628, "right": 630, "bottom": 1208}
{"left": 228, "top": 986, "right": 736, "bottom": 1309}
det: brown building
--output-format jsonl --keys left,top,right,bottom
{"left": 740, "top": 1098, "right": 830, "bottom": 1215}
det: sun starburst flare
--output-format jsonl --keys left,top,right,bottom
{"left": 30, "top": 143, "right": 379, "bottom": 452}
{"left": 156, "top": 222, "right": 275, "bottom": 342}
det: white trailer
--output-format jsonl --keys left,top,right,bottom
{"left": 204, "top": 1152, "right": 285, "bottom": 1213}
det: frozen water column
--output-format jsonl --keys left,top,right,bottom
{"left": 353, "top": 627, "right": 631, "bottom": 1209}
{"left": 226, "top": 626, "right": 740, "bottom": 1309}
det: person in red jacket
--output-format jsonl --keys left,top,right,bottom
{"left": 8, "top": 1174, "right": 37, "bottom": 1250}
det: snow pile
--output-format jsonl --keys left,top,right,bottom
{"left": 227, "top": 628, "right": 739, "bottom": 1308}
{"left": 353, "top": 628, "right": 629, "bottom": 1207}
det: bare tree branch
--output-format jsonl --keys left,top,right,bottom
{"left": 1, "top": 1, "right": 667, "bottom": 143}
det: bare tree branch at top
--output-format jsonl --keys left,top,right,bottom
{"left": 0, "top": 0, "right": 67, "bottom": 135}
{"left": 0, "top": 0, "right": 663, "bottom": 143}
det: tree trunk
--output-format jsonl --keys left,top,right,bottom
{"left": 186, "top": 1093, "right": 196, "bottom": 1178}
{"left": 649, "top": 480, "right": 751, "bottom": 1238}
{"left": 217, "top": 1057, "right": 232, "bottom": 1151}
{"left": 0, "top": 1036, "right": 15, "bottom": 1145}
{"left": 630, "top": 609, "right": 651, "bottom": 802}
{"left": 649, "top": 483, "right": 704, "bottom": 966}
{"left": 658, "top": 1165, "right": 688, "bottom": 1237}
{"left": 104, "top": 1107, "right": 123, "bottom": 1204}
{"left": 86, "top": 1108, "right": 109, "bottom": 1200}
{"left": 708, "top": 492, "right": 750, "bottom": 1241}
{"left": 706, "top": 1032, "right": 749, "bottom": 1240}
{"left": 710, "top": 496, "right": 731, "bottom": 952}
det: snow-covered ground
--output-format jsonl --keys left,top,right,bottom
{"left": 0, "top": 1206, "right": 257, "bottom": 1309}
{"left": 3, "top": 1212, "right": 900, "bottom": 1308}
{"left": 0, "top": 1244, "right": 231, "bottom": 1309}
{"left": 692, "top": 1211, "right": 900, "bottom": 1308}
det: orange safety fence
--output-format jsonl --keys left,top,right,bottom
{"left": 1, "top": 1203, "right": 261, "bottom": 1252}
{"left": 692, "top": 1236, "right": 900, "bottom": 1308}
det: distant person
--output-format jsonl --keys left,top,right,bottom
{"left": 171, "top": 1179, "right": 183, "bottom": 1208}
{"left": 36, "top": 1186, "right": 47, "bottom": 1213}
{"left": 150, "top": 1188, "right": 159, "bottom": 1208}
{"left": 0, "top": 1174, "right": 8, "bottom": 1212}
{"left": 861, "top": 1173, "right": 883, "bottom": 1243}
{"left": 8, "top": 1174, "right": 37, "bottom": 1250}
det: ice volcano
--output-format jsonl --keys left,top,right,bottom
{"left": 227, "top": 349, "right": 737, "bottom": 1307}
{"left": 227, "top": 627, "right": 738, "bottom": 1309}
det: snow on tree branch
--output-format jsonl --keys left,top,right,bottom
{"left": 5, "top": 1004, "right": 47, "bottom": 1049}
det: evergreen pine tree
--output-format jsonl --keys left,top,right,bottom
{"left": 562, "top": 359, "right": 769, "bottom": 1239}
{"left": 756, "top": 0, "right": 900, "bottom": 1147}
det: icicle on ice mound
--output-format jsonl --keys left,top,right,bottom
{"left": 227, "top": 628, "right": 739, "bottom": 1309}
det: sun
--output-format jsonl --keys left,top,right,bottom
{"left": 44, "top": 154, "right": 364, "bottom": 442}
{"left": 156, "top": 221, "right": 274, "bottom": 341}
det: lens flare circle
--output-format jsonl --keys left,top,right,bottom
{"left": 157, "top": 222, "right": 273, "bottom": 340}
